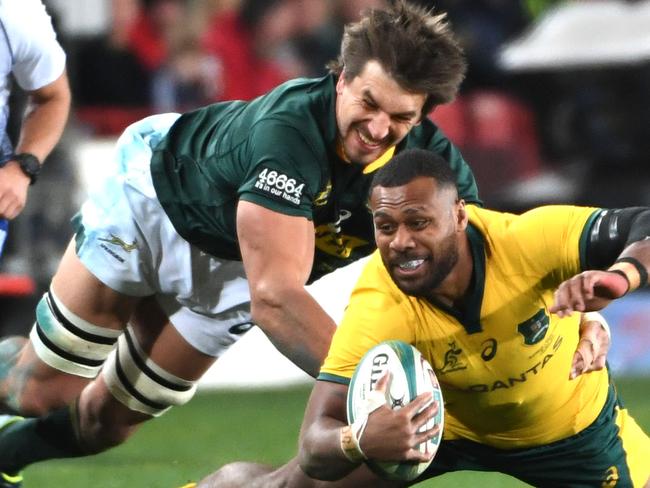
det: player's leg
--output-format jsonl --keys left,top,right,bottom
{"left": 499, "top": 381, "right": 650, "bottom": 487}
{"left": 0, "top": 240, "right": 137, "bottom": 415}
{"left": 0, "top": 241, "right": 141, "bottom": 486}
{"left": 0, "top": 295, "right": 216, "bottom": 476}
{"left": 0, "top": 234, "right": 255, "bottom": 476}
{"left": 608, "top": 405, "right": 650, "bottom": 488}
{"left": 0, "top": 112, "right": 185, "bottom": 488}
{"left": 75, "top": 296, "right": 217, "bottom": 452}
{"left": 196, "top": 457, "right": 406, "bottom": 488}
{"left": 0, "top": 336, "right": 28, "bottom": 413}
{"left": 0, "top": 113, "right": 181, "bottom": 416}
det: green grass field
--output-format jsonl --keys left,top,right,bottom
{"left": 22, "top": 376, "right": 650, "bottom": 488}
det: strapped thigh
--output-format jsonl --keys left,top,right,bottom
{"left": 102, "top": 325, "right": 198, "bottom": 417}
{"left": 30, "top": 289, "right": 122, "bottom": 378}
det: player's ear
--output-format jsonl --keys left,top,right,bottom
{"left": 336, "top": 71, "right": 346, "bottom": 94}
{"left": 456, "top": 199, "right": 468, "bottom": 230}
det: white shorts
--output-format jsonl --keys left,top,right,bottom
{"left": 74, "top": 113, "right": 253, "bottom": 357}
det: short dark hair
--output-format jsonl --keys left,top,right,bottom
{"left": 328, "top": 0, "right": 466, "bottom": 115}
{"left": 370, "top": 148, "right": 458, "bottom": 192}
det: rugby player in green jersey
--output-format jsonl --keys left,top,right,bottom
{"left": 0, "top": 1, "right": 610, "bottom": 486}
{"left": 293, "top": 149, "right": 649, "bottom": 487}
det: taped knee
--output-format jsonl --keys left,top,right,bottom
{"left": 102, "top": 325, "right": 198, "bottom": 417}
{"left": 30, "top": 289, "right": 121, "bottom": 378}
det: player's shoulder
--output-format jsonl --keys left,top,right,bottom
{"left": 256, "top": 75, "right": 334, "bottom": 120}
{"left": 252, "top": 75, "right": 336, "bottom": 140}
{"left": 466, "top": 205, "right": 510, "bottom": 231}
{"left": 519, "top": 204, "right": 600, "bottom": 220}
{"left": 468, "top": 204, "right": 599, "bottom": 231}
{"left": 508, "top": 205, "right": 601, "bottom": 237}
{"left": 0, "top": 0, "right": 23, "bottom": 19}
{"left": 0, "top": 0, "right": 53, "bottom": 30}
{"left": 0, "top": 0, "right": 65, "bottom": 89}
{"left": 467, "top": 205, "right": 602, "bottom": 257}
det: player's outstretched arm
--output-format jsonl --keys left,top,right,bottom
{"left": 551, "top": 269, "right": 629, "bottom": 317}
{"left": 551, "top": 211, "right": 650, "bottom": 317}
{"left": 237, "top": 200, "right": 337, "bottom": 377}
{"left": 299, "top": 375, "right": 438, "bottom": 482}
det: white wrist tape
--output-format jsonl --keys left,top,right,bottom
{"left": 582, "top": 311, "right": 611, "bottom": 340}
{"left": 340, "top": 389, "right": 387, "bottom": 462}
{"left": 340, "top": 422, "right": 366, "bottom": 462}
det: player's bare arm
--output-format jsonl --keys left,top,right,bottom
{"left": 16, "top": 70, "right": 71, "bottom": 162}
{"left": 552, "top": 227, "right": 650, "bottom": 317}
{"left": 299, "top": 380, "right": 366, "bottom": 481}
{"left": 237, "top": 201, "right": 337, "bottom": 377}
{"left": 549, "top": 208, "right": 646, "bottom": 377}
{"left": 0, "top": 70, "right": 70, "bottom": 219}
{"left": 299, "top": 375, "right": 437, "bottom": 482}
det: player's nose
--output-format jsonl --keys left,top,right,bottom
{"left": 367, "top": 112, "right": 390, "bottom": 141}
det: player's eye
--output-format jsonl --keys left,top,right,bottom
{"left": 393, "top": 114, "right": 413, "bottom": 123}
{"left": 362, "top": 98, "right": 378, "bottom": 110}
{"left": 409, "top": 219, "right": 429, "bottom": 230}
{"left": 375, "top": 222, "right": 395, "bottom": 233}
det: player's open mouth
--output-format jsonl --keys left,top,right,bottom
{"left": 357, "top": 129, "right": 383, "bottom": 150}
{"left": 396, "top": 259, "right": 425, "bottom": 271}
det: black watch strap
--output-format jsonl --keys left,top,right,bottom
{"left": 13, "top": 153, "right": 41, "bottom": 185}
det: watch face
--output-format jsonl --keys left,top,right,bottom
{"left": 15, "top": 153, "right": 41, "bottom": 182}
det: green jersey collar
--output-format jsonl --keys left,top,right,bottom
{"left": 426, "top": 223, "right": 485, "bottom": 334}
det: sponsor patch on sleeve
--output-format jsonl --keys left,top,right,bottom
{"left": 253, "top": 167, "right": 306, "bottom": 206}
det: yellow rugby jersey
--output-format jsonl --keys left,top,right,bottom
{"left": 319, "top": 205, "right": 609, "bottom": 449}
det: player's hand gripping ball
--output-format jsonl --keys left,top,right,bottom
{"left": 347, "top": 340, "right": 443, "bottom": 481}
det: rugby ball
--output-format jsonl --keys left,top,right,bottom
{"left": 347, "top": 340, "right": 444, "bottom": 481}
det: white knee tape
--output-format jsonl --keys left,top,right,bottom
{"left": 102, "top": 326, "right": 198, "bottom": 417}
{"left": 30, "top": 290, "right": 122, "bottom": 378}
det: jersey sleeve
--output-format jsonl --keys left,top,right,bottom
{"left": 318, "top": 252, "right": 417, "bottom": 385}
{"left": 503, "top": 205, "right": 602, "bottom": 283}
{"left": 238, "top": 120, "right": 323, "bottom": 220}
{"left": 1, "top": 0, "right": 66, "bottom": 90}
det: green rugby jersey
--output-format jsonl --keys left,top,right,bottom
{"left": 151, "top": 74, "right": 480, "bottom": 281}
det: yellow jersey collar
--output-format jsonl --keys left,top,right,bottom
{"left": 335, "top": 141, "right": 396, "bottom": 174}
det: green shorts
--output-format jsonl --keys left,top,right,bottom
{"left": 419, "top": 382, "right": 650, "bottom": 487}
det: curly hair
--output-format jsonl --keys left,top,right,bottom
{"left": 370, "top": 148, "right": 457, "bottom": 191}
{"left": 328, "top": 0, "right": 466, "bottom": 115}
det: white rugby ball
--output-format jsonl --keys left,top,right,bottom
{"left": 347, "top": 340, "right": 444, "bottom": 481}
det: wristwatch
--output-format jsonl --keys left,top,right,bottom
{"left": 12, "top": 153, "right": 41, "bottom": 185}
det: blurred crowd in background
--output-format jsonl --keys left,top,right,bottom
{"left": 2, "top": 0, "right": 650, "bottom": 330}
{"left": 48, "top": 0, "right": 650, "bottom": 207}
{"left": 62, "top": 0, "right": 541, "bottom": 124}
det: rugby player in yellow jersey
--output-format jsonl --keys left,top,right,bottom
{"left": 298, "top": 148, "right": 650, "bottom": 487}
